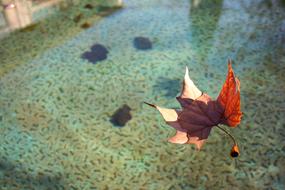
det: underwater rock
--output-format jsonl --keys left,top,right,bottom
{"left": 110, "top": 104, "right": 132, "bottom": 127}
{"left": 84, "top": 4, "right": 93, "bottom": 9}
{"left": 73, "top": 13, "right": 83, "bottom": 23}
{"left": 133, "top": 37, "right": 152, "bottom": 50}
{"left": 81, "top": 22, "right": 91, "bottom": 29}
{"left": 96, "top": 5, "right": 122, "bottom": 17}
{"left": 19, "top": 23, "right": 38, "bottom": 32}
{"left": 82, "top": 44, "right": 109, "bottom": 64}
{"left": 90, "top": 44, "right": 108, "bottom": 54}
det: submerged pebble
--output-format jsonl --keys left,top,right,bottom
{"left": 19, "top": 23, "right": 38, "bottom": 32}
{"left": 73, "top": 13, "right": 83, "bottom": 23}
{"left": 133, "top": 37, "right": 152, "bottom": 50}
{"left": 84, "top": 4, "right": 93, "bottom": 9}
{"left": 110, "top": 104, "right": 132, "bottom": 127}
{"left": 96, "top": 5, "right": 122, "bottom": 17}
{"left": 81, "top": 22, "right": 91, "bottom": 29}
{"left": 81, "top": 44, "right": 109, "bottom": 64}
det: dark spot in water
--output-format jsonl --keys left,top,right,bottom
{"left": 133, "top": 37, "right": 152, "bottom": 50}
{"left": 281, "top": 0, "right": 285, "bottom": 6}
{"left": 81, "top": 22, "right": 91, "bottom": 29}
{"left": 84, "top": 4, "right": 93, "bottom": 9}
{"left": 90, "top": 44, "right": 108, "bottom": 54}
{"left": 0, "top": 159, "right": 67, "bottom": 189}
{"left": 19, "top": 23, "right": 38, "bottom": 32}
{"left": 110, "top": 104, "right": 132, "bottom": 127}
{"left": 96, "top": 5, "right": 122, "bottom": 17}
{"left": 153, "top": 77, "right": 180, "bottom": 98}
{"left": 81, "top": 44, "right": 109, "bottom": 64}
{"left": 73, "top": 13, "right": 83, "bottom": 23}
{"left": 204, "top": 72, "right": 214, "bottom": 78}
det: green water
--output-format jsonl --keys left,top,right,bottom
{"left": 0, "top": 0, "right": 284, "bottom": 189}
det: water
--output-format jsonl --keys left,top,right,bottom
{"left": 0, "top": 0, "right": 284, "bottom": 189}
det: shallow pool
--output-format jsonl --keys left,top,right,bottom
{"left": 0, "top": 0, "right": 284, "bottom": 189}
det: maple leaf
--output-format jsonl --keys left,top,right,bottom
{"left": 217, "top": 61, "right": 242, "bottom": 127}
{"left": 145, "top": 60, "right": 242, "bottom": 156}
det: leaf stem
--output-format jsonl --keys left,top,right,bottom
{"left": 143, "top": 102, "right": 156, "bottom": 108}
{"left": 215, "top": 124, "right": 237, "bottom": 145}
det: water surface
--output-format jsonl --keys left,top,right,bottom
{"left": 0, "top": 0, "right": 284, "bottom": 189}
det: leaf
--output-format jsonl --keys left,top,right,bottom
{"left": 217, "top": 60, "right": 242, "bottom": 127}
{"left": 145, "top": 67, "right": 222, "bottom": 149}
{"left": 145, "top": 61, "right": 242, "bottom": 150}
{"left": 179, "top": 67, "right": 202, "bottom": 100}
{"left": 175, "top": 93, "right": 223, "bottom": 149}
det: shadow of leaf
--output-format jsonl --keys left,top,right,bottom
{"left": 153, "top": 77, "right": 181, "bottom": 98}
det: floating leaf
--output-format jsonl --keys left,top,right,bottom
{"left": 217, "top": 60, "right": 242, "bottom": 127}
{"left": 145, "top": 60, "right": 242, "bottom": 153}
